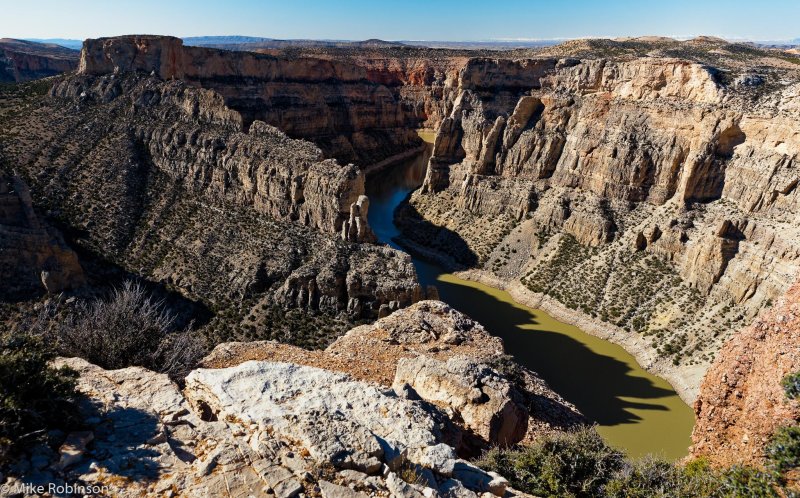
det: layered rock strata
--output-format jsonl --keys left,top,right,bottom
{"left": 396, "top": 52, "right": 800, "bottom": 399}
{"left": 49, "top": 74, "right": 366, "bottom": 237}
{"left": 1, "top": 72, "right": 423, "bottom": 322}
{"left": 77, "top": 35, "right": 431, "bottom": 166}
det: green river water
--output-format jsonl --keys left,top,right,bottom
{"left": 365, "top": 134, "right": 695, "bottom": 461}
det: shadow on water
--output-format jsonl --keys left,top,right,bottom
{"left": 419, "top": 260, "right": 673, "bottom": 426}
{"left": 366, "top": 139, "right": 695, "bottom": 460}
{"left": 394, "top": 202, "right": 479, "bottom": 268}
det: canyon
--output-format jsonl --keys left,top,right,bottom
{"left": 1, "top": 34, "right": 799, "bottom": 488}
{"left": 0, "top": 38, "right": 78, "bottom": 82}
{"left": 391, "top": 41, "right": 800, "bottom": 401}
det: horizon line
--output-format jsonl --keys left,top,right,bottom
{"left": 19, "top": 34, "right": 800, "bottom": 44}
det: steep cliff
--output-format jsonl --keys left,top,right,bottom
{"left": 77, "top": 35, "right": 437, "bottom": 166}
{"left": 395, "top": 42, "right": 800, "bottom": 399}
{"left": 0, "top": 69, "right": 424, "bottom": 332}
{"left": 0, "top": 38, "right": 78, "bottom": 82}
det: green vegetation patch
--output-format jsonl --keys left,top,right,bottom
{"left": 477, "top": 427, "right": 798, "bottom": 498}
{"left": 0, "top": 332, "right": 78, "bottom": 459}
{"left": 521, "top": 234, "right": 709, "bottom": 364}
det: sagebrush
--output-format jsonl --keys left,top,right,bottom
{"left": 36, "top": 281, "right": 206, "bottom": 379}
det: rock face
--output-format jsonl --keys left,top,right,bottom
{"left": 3, "top": 71, "right": 421, "bottom": 321}
{"left": 393, "top": 356, "right": 529, "bottom": 447}
{"left": 49, "top": 74, "right": 363, "bottom": 238}
{"left": 201, "top": 300, "right": 585, "bottom": 448}
{"left": 0, "top": 38, "right": 78, "bottom": 82}
{"left": 341, "top": 195, "right": 377, "bottom": 243}
{"left": 77, "top": 35, "right": 427, "bottom": 166}
{"left": 9, "top": 356, "right": 526, "bottom": 497}
{"left": 691, "top": 280, "right": 800, "bottom": 466}
{"left": 186, "top": 361, "right": 463, "bottom": 475}
{"left": 0, "top": 174, "right": 84, "bottom": 299}
{"left": 394, "top": 44, "right": 800, "bottom": 398}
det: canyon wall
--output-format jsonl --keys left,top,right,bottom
{"left": 77, "top": 35, "right": 442, "bottom": 166}
{"left": 398, "top": 55, "right": 800, "bottom": 399}
{"left": 1, "top": 67, "right": 424, "bottom": 327}
{"left": 51, "top": 73, "right": 367, "bottom": 237}
{"left": 0, "top": 38, "right": 78, "bottom": 82}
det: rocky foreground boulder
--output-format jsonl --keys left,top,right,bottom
{"left": 1, "top": 301, "right": 578, "bottom": 496}
{"left": 393, "top": 356, "right": 529, "bottom": 448}
{"left": 3, "top": 357, "right": 523, "bottom": 498}
{"left": 203, "top": 301, "right": 584, "bottom": 449}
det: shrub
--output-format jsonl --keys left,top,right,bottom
{"left": 605, "top": 456, "right": 728, "bottom": 498}
{"left": 0, "top": 333, "right": 77, "bottom": 459}
{"left": 717, "top": 466, "right": 781, "bottom": 498}
{"left": 604, "top": 456, "right": 684, "bottom": 498}
{"left": 476, "top": 427, "right": 625, "bottom": 497}
{"left": 781, "top": 372, "right": 800, "bottom": 400}
{"left": 476, "top": 436, "right": 795, "bottom": 498}
{"left": 765, "top": 425, "right": 800, "bottom": 473}
{"left": 45, "top": 281, "right": 206, "bottom": 380}
{"left": 486, "top": 354, "right": 525, "bottom": 389}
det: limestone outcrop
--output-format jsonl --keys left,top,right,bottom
{"left": 1, "top": 300, "right": 582, "bottom": 495}
{"left": 396, "top": 45, "right": 800, "bottom": 398}
{"left": 6, "top": 356, "right": 529, "bottom": 497}
{"left": 691, "top": 280, "right": 800, "bottom": 466}
{"left": 341, "top": 195, "right": 377, "bottom": 243}
{"left": 49, "top": 74, "right": 363, "bottom": 237}
{"left": 0, "top": 174, "right": 84, "bottom": 299}
{"left": 393, "top": 356, "right": 529, "bottom": 447}
{"left": 186, "top": 361, "right": 465, "bottom": 477}
{"left": 3, "top": 71, "right": 420, "bottom": 322}
{"left": 201, "top": 300, "right": 585, "bottom": 447}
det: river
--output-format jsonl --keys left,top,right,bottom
{"left": 365, "top": 133, "right": 695, "bottom": 461}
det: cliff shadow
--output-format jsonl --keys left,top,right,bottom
{"left": 15, "top": 403, "right": 165, "bottom": 491}
{"left": 55, "top": 237, "right": 213, "bottom": 331}
{"left": 392, "top": 202, "right": 479, "bottom": 269}
{"left": 424, "top": 271, "right": 677, "bottom": 428}
{"left": 72, "top": 404, "right": 163, "bottom": 482}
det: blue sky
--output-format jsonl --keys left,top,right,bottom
{"left": 2, "top": 0, "right": 798, "bottom": 41}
